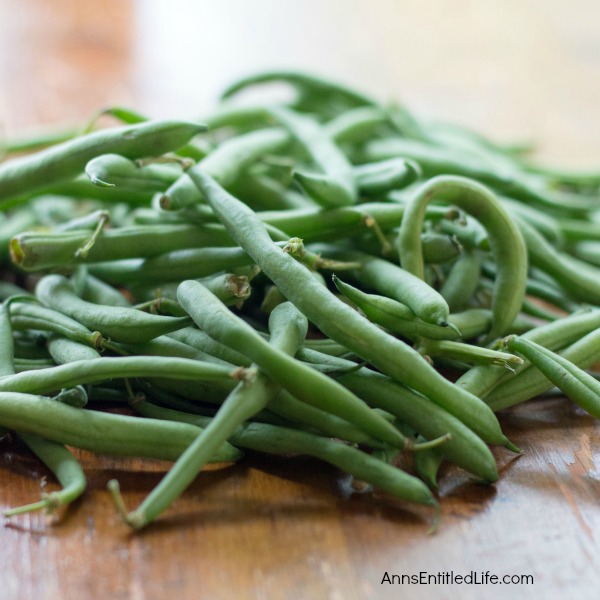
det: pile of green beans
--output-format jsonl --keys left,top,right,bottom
{"left": 1, "top": 70, "right": 599, "bottom": 531}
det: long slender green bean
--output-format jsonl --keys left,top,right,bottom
{"left": 0, "top": 120, "right": 205, "bottom": 206}
{"left": 131, "top": 399, "right": 437, "bottom": 510}
{"left": 185, "top": 169, "right": 512, "bottom": 448}
{"left": 4, "top": 433, "right": 87, "bottom": 517}
{"left": 36, "top": 275, "right": 192, "bottom": 343}
{"left": 177, "top": 279, "right": 410, "bottom": 449}
{"left": 0, "top": 392, "right": 241, "bottom": 462}
{"left": 504, "top": 335, "right": 600, "bottom": 418}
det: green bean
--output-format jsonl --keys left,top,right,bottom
{"left": 4, "top": 127, "right": 78, "bottom": 155}
{"left": 115, "top": 334, "right": 231, "bottom": 367}
{"left": 220, "top": 70, "right": 375, "bottom": 113}
{"left": 134, "top": 273, "right": 251, "bottom": 307}
{"left": 0, "top": 120, "right": 206, "bottom": 206}
{"left": 440, "top": 250, "right": 482, "bottom": 312}
{"left": 504, "top": 335, "right": 600, "bottom": 418}
{"left": 161, "top": 128, "right": 290, "bottom": 210}
{"left": 5, "top": 178, "right": 155, "bottom": 210}
{"left": 131, "top": 400, "right": 437, "bottom": 510}
{"left": 319, "top": 246, "right": 452, "bottom": 327}
{"left": 4, "top": 433, "right": 87, "bottom": 517}
{"left": 335, "top": 368, "right": 498, "bottom": 481}
{"left": 353, "top": 158, "right": 421, "bottom": 197}
{"left": 80, "top": 273, "right": 131, "bottom": 307}
{"left": 437, "top": 216, "right": 489, "bottom": 251}
{"left": 177, "top": 280, "right": 412, "bottom": 448}
{"left": 258, "top": 201, "right": 453, "bottom": 242}
{"left": 117, "top": 301, "right": 312, "bottom": 528}
{"left": 85, "top": 153, "right": 181, "bottom": 192}
{"left": 14, "top": 358, "right": 56, "bottom": 372}
{"left": 517, "top": 217, "right": 600, "bottom": 304}
{"left": 398, "top": 176, "right": 527, "bottom": 342}
{"left": 10, "top": 223, "right": 233, "bottom": 271}
{"left": 0, "top": 281, "right": 31, "bottom": 301}
{"left": 52, "top": 385, "right": 88, "bottom": 408}
{"left": 267, "top": 106, "right": 357, "bottom": 207}
{"left": 324, "top": 106, "right": 391, "bottom": 145}
{"left": 332, "top": 275, "right": 459, "bottom": 341}
{"left": 363, "top": 138, "right": 599, "bottom": 214}
{"left": 499, "top": 197, "right": 563, "bottom": 246}
{"left": 145, "top": 370, "right": 379, "bottom": 446}
{"left": 456, "top": 308, "right": 600, "bottom": 399}
{"left": 485, "top": 327, "right": 600, "bottom": 411}
{"left": 570, "top": 241, "right": 600, "bottom": 267}
{"left": 413, "top": 441, "right": 444, "bottom": 490}
{"left": 168, "top": 327, "right": 251, "bottom": 367}
{"left": 10, "top": 301, "right": 103, "bottom": 348}
{"left": 0, "top": 355, "right": 244, "bottom": 395}
{"left": 0, "top": 209, "right": 39, "bottom": 260}
{"left": 444, "top": 308, "right": 493, "bottom": 340}
{"left": 415, "top": 338, "right": 523, "bottom": 368}
{"left": 87, "top": 247, "right": 254, "bottom": 285}
{"left": 47, "top": 335, "right": 102, "bottom": 364}
{"left": 0, "top": 392, "right": 241, "bottom": 462}
{"left": 228, "top": 171, "right": 312, "bottom": 211}
{"left": 185, "top": 169, "right": 512, "bottom": 448}
{"left": 559, "top": 218, "right": 600, "bottom": 243}
{"left": 0, "top": 302, "right": 15, "bottom": 376}
{"left": 35, "top": 275, "right": 192, "bottom": 343}
{"left": 419, "top": 232, "right": 462, "bottom": 264}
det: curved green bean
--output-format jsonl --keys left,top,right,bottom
{"left": 397, "top": 176, "right": 527, "bottom": 342}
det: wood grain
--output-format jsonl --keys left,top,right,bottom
{"left": 0, "top": 399, "right": 598, "bottom": 600}
{"left": 0, "top": 1, "right": 599, "bottom": 599}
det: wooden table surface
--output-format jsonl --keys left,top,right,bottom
{"left": 1, "top": 2, "right": 599, "bottom": 599}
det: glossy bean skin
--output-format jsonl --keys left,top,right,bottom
{"left": 484, "top": 327, "right": 600, "bottom": 411}
{"left": 397, "top": 176, "right": 527, "bottom": 342}
{"left": 47, "top": 335, "right": 102, "bottom": 364}
{"left": 185, "top": 169, "right": 511, "bottom": 448}
{"left": 268, "top": 106, "right": 357, "bottom": 207}
{"left": 505, "top": 336, "right": 600, "bottom": 418}
{"left": 0, "top": 355, "right": 241, "bottom": 396}
{"left": 0, "top": 392, "right": 241, "bottom": 463}
{"left": 317, "top": 246, "right": 452, "bottom": 326}
{"left": 4, "top": 433, "right": 87, "bottom": 517}
{"left": 133, "top": 400, "right": 437, "bottom": 509}
{"left": 517, "top": 217, "right": 600, "bottom": 305}
{"left": 11, "top": 223, "right": 234, "bottom": 271}
{"left": 35, "top": 275, "right": 191, "bottom": 343}
{"left": 0, "top": 120, "right": 206, "bottom": 206}
{"left": 177, "top": 279, "right": 409, "bottom": 449}
{"left": 87, "top": 247, "right": 254, "bottom": 286}
{"left": 161, "top": 128, "right": 290, "bottom": 210}
{"left": 456, "top": 308, "right": 600, "bottom": 399}
{"left": 297, "top": 350, "right": 498, "bottom": 482}
{"left": 440, "top": 250, "right": 482, "bottom": 312}
{"left": 10, "top": 301, "right": 103, "bottom": 348}
{"left": 332, "top": 275, "right": 459, "bottom": 341}
{"left": 119, "top": 302, "right": 313, "bottom": 528}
